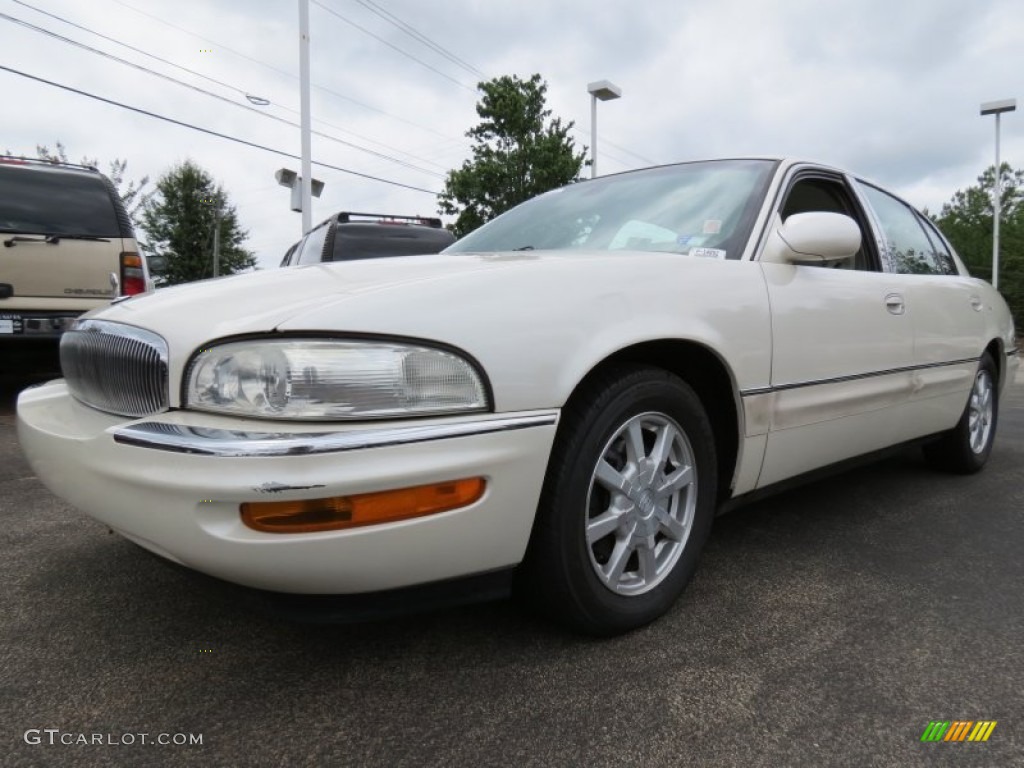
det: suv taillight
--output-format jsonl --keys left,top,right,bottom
{"left": 120, "top": 251, "right": 146, "bottom": 295}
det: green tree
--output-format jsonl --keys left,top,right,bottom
{"left": 934, "top": 163, "right": 1024, "bottom": 327}
{"left": 29, "top": 141, "right": 153, "bottom": 229}
{"left": 438, "top": 74, "right": 587, "bottom": 237}
{"left": 140, "top": 160, "right": 255, "bottom": 285}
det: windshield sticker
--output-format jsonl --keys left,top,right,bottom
{"left": 678, "top": 234, "right": 706, "bottom": 247}
{"left": 702, "top": 219, "right": 722, "bottom": 235}
{"left": 690, "top": 247, "right": 727, "bottom": 260}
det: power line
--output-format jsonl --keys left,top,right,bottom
{"left": 21, "top": 0, "right": 651, "bottom": 173}
{"left": 351, "top": 0, "right": 485, "bottom": 79}
{"left": 91, "top": 0, "right": 650, "bottom": 167}
{"left": 12, "top": 0, "right": 457, "bottom": 171}
{"left": 601, "top": 136, "right": 659, "bottom": 166}
{"left": 570, "top": 124, "right": 658, "bottom": 167}
{"left": 0, "top": 64, "right": 440, "bottom": 195}
{"left": 11, "top": 0, "right": 260, "bottom": 102}
{"left": 1, "top": 11, "right": 444, "bottom": 178}
{"left": 104, "top": 0, "right": 461, "bottom": 140}
{"left": 311, "top": 0, "right": 476, "bottom": 92}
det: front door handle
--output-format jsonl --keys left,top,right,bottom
{"left": 885, "top": 293, "right": 905, "bottom": 315}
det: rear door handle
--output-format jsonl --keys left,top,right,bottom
{"left": 970, "top": 295, "right": 983, "bottom": 312}
{"left": 885, "top": 293, "right": 905, "bottom": 315}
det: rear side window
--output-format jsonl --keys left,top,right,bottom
{"left": 294, "top": 222, "right": 330, "bottom": 265}
{"left": 331, "top": 223, "right": 455, "bottom": 261}
{"left": 0, "top": 166, "right": 121, "bottom": 237}
{"left": 280, "top": 241, "right": 299, "bottom": 267}
{"left": 858, "top": 182, "right": 956, "bottom": 275}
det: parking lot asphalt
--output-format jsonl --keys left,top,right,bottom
{"left": 1, "top": 357, "right": 1022, "bottom": 768}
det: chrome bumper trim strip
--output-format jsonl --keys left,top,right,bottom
{"left": 111, "top": 412, "right": 559, "bottom": 457}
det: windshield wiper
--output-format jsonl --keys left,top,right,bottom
{"left": 45, "top": 234, "right": 111, "bottom": 243}
{"left": 512, "top": 245, "right": 535, "bottom": 251}
{"left": 3, "top": 235, "right": 54, "bottom": 247}
{"left": 3, "top": 233, "right": 111, "bottom": 247}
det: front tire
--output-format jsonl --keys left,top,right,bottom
{"left": 518, "top": 366, "right": 717, "bottom": 636}
{"left": 922, "top": 352, "right": 999, "bottom": 474}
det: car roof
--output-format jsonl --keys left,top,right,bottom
{"left": 0, "top": 156, "right": 104, "bottom": 178}
{"left": 597, "top": 157, "right": 898, "bottom": 200}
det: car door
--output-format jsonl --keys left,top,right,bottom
{"left": 755, "top": 168, "right": 917, "bottom": 487}
{"left": 855, "top": 182, "right": 984, "bottom": 437}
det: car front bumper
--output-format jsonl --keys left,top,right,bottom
{"left": 17, "top": 380, "right": 559, "bottom": 594}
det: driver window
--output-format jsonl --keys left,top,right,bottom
{"left": 780, "top": 178, "right": 874, "bottom": 271}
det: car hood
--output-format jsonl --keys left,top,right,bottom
{"left": 95, "top": 250, "right": 652, "bottom": 339}
{"left": 90, "top": 250, "right": 771, "bottom": 410}
{"left": 96, "top": 254, "right": 521, "bottom": 338}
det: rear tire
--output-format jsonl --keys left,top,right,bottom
{"left": 922, "top": 352, "right": 998, "bottom": 474}
{"left": 517, "top": 366, "right": 717, "bottom": 636}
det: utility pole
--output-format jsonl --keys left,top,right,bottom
{"left": 299, "top": 0, "right": 313, "bottom": 235}
{"left": 212, "top": 195, "right": 221, "bottom": 277}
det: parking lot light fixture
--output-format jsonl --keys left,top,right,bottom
{"left": 587, "top": 80, "right": 622, "bottom": 179}
{"left": 979, "top": 98, "right": 1017, "bottom": 290}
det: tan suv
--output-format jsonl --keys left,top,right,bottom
{"left": 0, "top": 156, "right": 150, "bottom": 344}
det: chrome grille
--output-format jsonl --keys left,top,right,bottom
{"left": 60, "top": 319, "right": 169, "bottom": 417}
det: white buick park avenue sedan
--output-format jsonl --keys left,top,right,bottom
{"left": 17, "top": 158, "right": 1019, "bottom": 635}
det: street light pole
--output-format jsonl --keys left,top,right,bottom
{"left": 299, "top": 0, "right": 313, "bottom": 236}
{"left": 980, "top": 98, "right": 1017, "bottom": 290}
{"left": 587, "top": 80, "right": 622, "bottom": 179}
{"left": 212, "top": 198, "right": 221, "bottom": 277}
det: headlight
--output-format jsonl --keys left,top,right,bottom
{"left": 185, "top": 339, "right": 488, "bottom": 420}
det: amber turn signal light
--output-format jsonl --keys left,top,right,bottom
{"left": 240, "top": 477, "right": 486, "bottom": 533}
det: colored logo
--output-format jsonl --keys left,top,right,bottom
{"left": 920, "top": 720, "right": 996, "bottom": 742}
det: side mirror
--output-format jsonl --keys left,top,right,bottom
{"left": 761, "top": 212, "right": 862, "bottom": 264}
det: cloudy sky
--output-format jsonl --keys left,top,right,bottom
{"left": 2, "top": 0, "right": 1022, "bottom": 268}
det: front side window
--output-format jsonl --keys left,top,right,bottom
{"left": 779, "top": 176, "right": 876, "bottom": 270}
{"left": 857, "top": 183, "right": 955, "bottom": 275}
{"left": 445, "top": 160, "right": 778, "bottom": 261}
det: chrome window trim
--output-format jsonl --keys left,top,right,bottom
{"left": 111, "top": 412, "right": 559, "bottom": 457}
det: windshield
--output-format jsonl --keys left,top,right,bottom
{"left": 444, "top": 159, "right": 777, "bottom": 260}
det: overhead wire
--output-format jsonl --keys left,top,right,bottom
{"left": 0, "top": 64, "right": 440, "bottom": 195}
{"left": 104, "top": 0, "right": 461, "bottom": 140}
{"left": 0, "top": 11, "right": 444, "bottom": 178}
{"left": 569, "top": 125, "right": 658, "bottom": 168}
{"left": 10, "top": 0, "right": 455, "bottom": 171}
{"left": 16, "top": 1, "right": 654, "bottom": 179}
{"left": 310, "top": 0, "right": 476, "bottom": 92}
{"left": 11, "top": 0, "right": 259, "bottom": 101}
{"left": 101, "top": 0, "right": 651, "bottom": 169}
{"left": 350, "top": 0, "right": 485, "bottom": 79}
